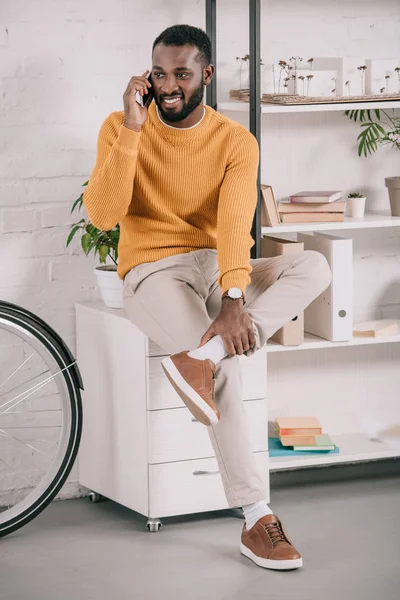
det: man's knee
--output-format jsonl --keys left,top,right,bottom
{"left": 303, "top": 250, "right": 332, "bottom": 293}
{"left": 215, "top": 353, "right": 242, "bottom": 379}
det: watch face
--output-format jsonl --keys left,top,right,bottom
{"left": 229, "top": 287, "right": 243, "bottom": 299}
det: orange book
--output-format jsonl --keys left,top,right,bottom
{"left": 279, "top": 212, "right": 344, "bottom": 223}
{"left": 275, "top": 416, "right": 322, "bottom": 436}
{"left": 278, "top": 200, "right": 346, "bottom": 213}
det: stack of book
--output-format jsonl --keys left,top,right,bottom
{"left": 268, "top": 417, "right": 339, "bottom": 457}
{"left": 278, "top": 191, "right": 346, "bottom": 223}
{"left": 260, "top": 186, "right": 346, "bottom": 227}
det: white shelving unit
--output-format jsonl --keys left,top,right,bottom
{"left": 262, "top": 210, "right": 400, "bottom": 235}
{"left": 219, "top": 99, "right": 400, "bottom": 114}
{"left": 270, "top": 433, "right": 400, "bottom": 471}
{"left": 267, "top": 320, "right": 400, "bottom": 353}
{"left": 219, "top": 98, "right": 400, "bottom": 472}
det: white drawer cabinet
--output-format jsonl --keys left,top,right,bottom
{"left": 75, "top": 302, "right": 269, "bottom": 530}
{"left": 147, "top": 353, "right": 267, "bottom": 410}
{"left": 148, "top": 452, "right": 269, "bottom": 519}
{"left": 148, "top": 400, "right": 268, "bottom": 464}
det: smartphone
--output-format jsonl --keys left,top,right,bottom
{"left": 141, "top": 72, "right": 154, "bottom": 108}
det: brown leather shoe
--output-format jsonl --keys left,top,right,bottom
{"left": 161, "top": 351, "right": 220, "bottom": 426}
{"left": 241, "top": 514, "right": 303, "bottom": 570}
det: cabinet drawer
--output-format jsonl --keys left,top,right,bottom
{"left": 148, "top": 399, "right": 267, "bottom": 464}
{"left": 147, "top": 348, "right": 267, "bottom": 410}
{"left": 146, "top": 338, "right": 167, "bottom": 357}
{"left": 148, "top": 451, "right": 269, "bottom": 518}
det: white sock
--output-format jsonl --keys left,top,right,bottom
{"left": 188, "top": 335, "right": 228, "bottom": 365}
{"left": 242, "top": 501, "right": 273, "bottom": 530}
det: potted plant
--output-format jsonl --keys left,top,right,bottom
{"left": 66, "top": 181, "right": 124, "bottom": 309}
{"left": 347, "top": 192, "right": 367, "bottom": 219}
{"left": 345, "top": 109, "right": 400, "bottom": 216}
{"left": 385, "top": 176, "right": 400, "bottom": 217}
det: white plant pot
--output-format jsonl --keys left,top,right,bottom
{"left": 94, "top": 266, "right": 124, "bottom": 309}
{"left": 347, "top": 196, "right": 366, "bottom": 219}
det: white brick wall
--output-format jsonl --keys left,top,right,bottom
{"left": 1, "top": 207, "right": 42, "bottom": 232}
{"left": 1, "top": 0, "right": 399, "bottom": 503}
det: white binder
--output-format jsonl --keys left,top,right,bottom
{"left": 297, "top": 232, "right": 353, "bottom": 342}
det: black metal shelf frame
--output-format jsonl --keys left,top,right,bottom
{"left": 206, "top": 0, "right": 262, "bottom": 259}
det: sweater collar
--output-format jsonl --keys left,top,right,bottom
{"left": 148, "top": 101, "right": 213, "bottom": 144}
{"left": 156, "top": 104, "right": 206, "bottom": 129}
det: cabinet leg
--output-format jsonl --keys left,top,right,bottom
{"left": 147, "top": 518, "right": 163, "bottom": 532}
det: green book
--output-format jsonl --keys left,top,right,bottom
{"left": 268, "top": 437, "right": 339, "bottom": 457}
{"left": 293, "top": 433, "right": 336, "bottom": 451}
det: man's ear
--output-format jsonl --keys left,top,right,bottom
{"left": 203, "top": 64, "right": 215, "bottom": 86}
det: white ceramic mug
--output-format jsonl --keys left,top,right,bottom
{"left": 348, "top": 196, "right": 366, "bottom": 219}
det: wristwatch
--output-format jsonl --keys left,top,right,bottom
{"left": 221, "top": 287, "right": 246, "bottom": 305}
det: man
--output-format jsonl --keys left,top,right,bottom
{"left": 83, "top": 24, "right": 332, "bottom": 571}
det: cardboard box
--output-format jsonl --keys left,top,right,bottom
{"left": 261, "top": 236, "right": 304, "bottom": 346}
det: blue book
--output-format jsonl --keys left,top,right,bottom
{"left": 268, "top": 437, "right": 339, "bottom": 457}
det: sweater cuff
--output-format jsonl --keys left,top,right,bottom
{"left": 220, "top": 271, "right": 250, "bottom": 296}
{"left": 116, "top": 124, "right": 142, "bottom": 152}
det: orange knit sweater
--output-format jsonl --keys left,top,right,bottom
{"left": 82, "top": 102, "right": 259, "bottom": 295}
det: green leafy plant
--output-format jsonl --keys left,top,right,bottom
{"left": 345, "top": 109, "right": 400, "bottom": 157}
{"left": 348, "top": 192, "right": 365, "bottom": 198}
{"left": 66, "top": 181, "right": 120, "bottom": 266}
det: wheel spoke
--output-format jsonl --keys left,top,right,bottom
{"left": 0, "top": 361, "right": 77, "bottom": 414}
{"left": 0, "top": 456, "right": 38, "bottom": 495}
{"left": 23, "top": 438, "right": 59, "bottom": 445}
{"left": 0, "top": 352, "right": 35, "bottom": 391}
{"left": 0, "top": 368, "right": 50, "bottom": 402}
{"left": 0, "top": 371, "right": 54, "bottom": 412}
{"left": 0, "top": 428, "right": 55, "bottom": 460}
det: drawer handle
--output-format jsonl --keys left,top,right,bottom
{"left": 193, "top": 470, "right": 220, "bottom": 476}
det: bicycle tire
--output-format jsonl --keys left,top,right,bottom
{"left": 0, "top": 306, "right": 83, "bottom": 538}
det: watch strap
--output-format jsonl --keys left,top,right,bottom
{"left": 221, "top": 290, "right": 246, "bottom": 305}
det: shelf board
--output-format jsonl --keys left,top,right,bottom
{"left": 267, "top": 321, "right": 400, "bottom": 353}
{"left": 261, "top": 210, "right": 400, "bottom": 234}
{"left": 269, "top": 432, "right": 400, "bottom": 471}
{"left": 218, "top": 100, "right": 400, "bottom": 114}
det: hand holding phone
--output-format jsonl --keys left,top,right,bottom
{"left": 123, "top": 70, "right": 153, "bottom": 132}
{"left": 141, "top": 72, "right": 154, "bottom": 109}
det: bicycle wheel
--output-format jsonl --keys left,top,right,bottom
{"left": 0, "top": 301, "right": 83, "bottom": 538}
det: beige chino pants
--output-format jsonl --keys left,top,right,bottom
{"left": 123, "top": 248, "right": 332, "bottom": 507}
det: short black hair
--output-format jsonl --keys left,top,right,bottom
{"left": 152, "top": 24, "right": 212, "bottom": 67}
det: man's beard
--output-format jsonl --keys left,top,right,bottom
{"left": 156, "top": 79, "right": 204, "bottom": 123}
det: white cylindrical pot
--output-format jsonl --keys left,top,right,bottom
{"left": 94, "top": 266, "right": 124, "bottom": 309}
{"left": 347, "top": 196, "right": 366, "bottom": 219}
{"left": 385, "top": 177, "right": 400, "bottom": 217}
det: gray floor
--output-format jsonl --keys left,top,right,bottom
{"left": 0, "top": 474, "right": 399, "bottom": 600}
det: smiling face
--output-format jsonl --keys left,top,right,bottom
{"left": 151, "top": 43, "right": 214, "bottom": 124}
